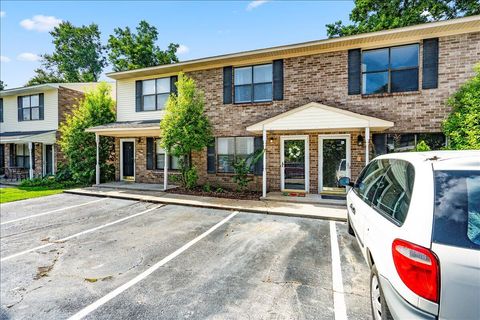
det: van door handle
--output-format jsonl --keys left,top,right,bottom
{"left": 350, "top": 204, "right": 356, "bottom": 215}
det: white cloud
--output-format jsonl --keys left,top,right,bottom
{"left": 246, "top": 0, "right": 269, "bottom": 11}
{"left": 0, "top": 11, "right": 6, "bottom": 18}
{"left": 0, "top": 56, "right": 11, "bottom": 63}
{"left": 177, "top": 44, "right": 189, "bottom": 55}
{"left": 20, "top": 15, "right": 62, "bottom": 32}
{"left": 17, "top": 52, "right": 41, "bottom": 61}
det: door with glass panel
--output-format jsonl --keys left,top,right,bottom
{"left": 281, "top": 136, "right": 309, "bottom": 192}
{"left": 319, "top": 135, "right": 351, "bottom": 194}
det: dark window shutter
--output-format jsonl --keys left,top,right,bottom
{"left": 31, "top": 144, "right": 35, "bottom": 170}
{"left": 17, "top": 96, "right": 23, "bottom": 121}
{"left": 170, "top": 75, "right": 178, "bottom": 95}
{"left": 372, "top": 134, "right": 387, "bottom": 156}
{"left": 273, "top": 59, "right": 284, "bottom": 101}
{"left": 146, "top": 138, "right": 154, "bottom": 170}
{"left": 254, "top": 137, "right": 264, "bottom": 176}
{"left": 10, "top": 144, "right": 15, "bottom": 166}
{"left": 39, "top": 93, "right": 44, "bottom": 120}
{"left": 422, "top": 38, "right": 439, "bottom": 89}
{"left": 223, "top": 66, "right": 233, "bottom": 104}
{"left": 348, "top": 49, "right": 361, "bottom": 95}
{"left": 0, "top": 98, "right": 3, "bottom": 122}
{"left": 135, "top": 80, "right": 143, "bottom": 112}
{"left": 207, "top": 141, "right": 216, "bottom": 174}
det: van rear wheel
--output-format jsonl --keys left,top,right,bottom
{"left": 370, "top": 265, "right": 393, "bottom": 320}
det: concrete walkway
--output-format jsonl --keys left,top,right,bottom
{"left": 64, "top": 187, "right": 347, "bottom": 221}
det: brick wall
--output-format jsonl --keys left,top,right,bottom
{"left": 55, "top": 86, "right": 85, "bottom": 171}
{"left": 188, "top": 32, "right": 480, "bottom": 137}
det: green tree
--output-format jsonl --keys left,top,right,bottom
{"left": 326, "top": 0, "right": 480, "bottom": 38}
{"left": 107, "top": 20, "right": 179, "bottom": 72}
{"left": 443, "top": 64, "right": 480, "bottom": 150}
{"left": 0, "top": 80, "right": 5, "bottom": 90}
{"left": 160, "top": 73, "right": 212, "bottom": 189}
{"left": 58, "top": 83, "right": 116, "bottom": 184}
{"left": 27, "top": 21, "right": 106, "bottom": 85}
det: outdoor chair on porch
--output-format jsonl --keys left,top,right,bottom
{"left": 5, "top": 167, "right": 29, "bottom": 181}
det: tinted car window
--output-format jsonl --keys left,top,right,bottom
{"left": 371, "top": 160, "right": 415, "bottom": 224}
{"left": 433, "top": 170, "right": 480, "bottom": 249}
{"left": 354, "top": 159, "right": 390, "bottom": 205}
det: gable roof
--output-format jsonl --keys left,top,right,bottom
{"left": 107, "top": 15, "right": 480, "bottom": 80}
{"left": 246, "top": 102, "right": 394, "bottom": 132}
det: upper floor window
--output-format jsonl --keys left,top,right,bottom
{"left": 19, "top": 94, "right": 42, "bottom": 121}
{"left": 234, "top": 64, "right": 273, "bottom": 103}
{"left": 362, "top": 44, "right": 419, "bottom": 95}
{"left": 142, "top": 78, "right": 170, "bottom": 111}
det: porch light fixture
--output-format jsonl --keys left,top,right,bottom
{"left": 357, "top": 134, "right": 364, "bottom": 147}
{"left": 269, "top": 137, "right": 274, "bottom": 144}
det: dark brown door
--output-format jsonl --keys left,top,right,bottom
{"left": 45, "top": 145, "right": 53, "bottom": 176}
{"left": 122, "top": 141, "right": 134, "bottom": 178}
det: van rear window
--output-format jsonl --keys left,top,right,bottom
{"left": 433, "top": 170, "right": 480, "bottom": 249}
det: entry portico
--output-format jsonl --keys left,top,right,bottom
{"left": 246, "top": 102, "right": 394, "bottom": 198}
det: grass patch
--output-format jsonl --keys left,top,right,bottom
{"left": 0, "top": 187, "right": 64, "bottom": 204}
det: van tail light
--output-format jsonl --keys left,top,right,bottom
{"left": 392, "top": 239, "right": 440, "bottom": 303}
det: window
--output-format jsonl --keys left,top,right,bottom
{"left": 155, "top": 140, "right": 181, "bottom": 170}
{"left": 142, "top": 78, "right": 170, "bottom": 111}
{"left": 373, "top": 133, "right": 446, "bottom": 156}
{"left": 433, "top": 170, "right": 480, "bottom": 249}
{"left": 354, "top": 159, "right": 390, "bottom": 205}
{"left": 21, "top": 94, "right": 41, "bottom": 121}
{"left": 217, "top": 137, "right": 254, "bottom": 173}
{"left": 234, "top": 64, "right": 272, "bottom": 103}
{"left": 15, "top": 144, "right": 30, "bottom": 169}
{"left": 362, "top": 44, "right": 419, "bottom": 94}
{"left": 371, "top": 160, "right": 415, "bottom": 224}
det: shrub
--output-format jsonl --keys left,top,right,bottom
{"left": 184, "top": 165, "right": 199, "bottom": 190}
{"left": 414, "top": 140, "right": 431, "bottom": 152}
{"left": 58, "top": 83, "right": 116, "bottom": 185}
{"left": 443, "top": 64, "right": 480, "bottom": 150}
{"left": 202, "top": 183, "right": 211, "bottom": 193}
{"left": 232, "top": 149, "right": 264, "bottom": 192}
{"left": 20, "top": 176, "right": 78, "bottom": 189}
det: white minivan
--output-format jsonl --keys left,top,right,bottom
{"left": 340, "top": 151, "right": 480, "bottom": 320}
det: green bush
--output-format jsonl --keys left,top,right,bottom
{"left": 414, "top": 140, "right": 431, "bottom": 152}
{"left": 20, "top": 176, "right": 78, "bottom": 189}
{"left": 232, "top": 149, "right": 263, "bottom": 192}
{"left": 58, "top": 83, "right": 116, "bottom": 185}
{"left": 443, "top": 64, "right": 480, "bottom": 150}
{"left": 202, "top": 183, "right": 211, "bottom": 193}
{"left": 184, "top": 166, "right": 199, "bottom": 190}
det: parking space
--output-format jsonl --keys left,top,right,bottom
{"left": 0, "top": 193, "right": 370, "bottom": 320}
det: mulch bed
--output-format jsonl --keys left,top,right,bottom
{"left": 166, "top": 186, "right": 262, "bottom": 201}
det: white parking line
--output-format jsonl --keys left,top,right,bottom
{"left": 330, "top": 221, "right": 348, "bottom": 320}
{"left": 1, "top": 204, "right": 163, "bottom": 262}
{"left": 1, "top": 198, "right": 108, "bottom": 226}
{"left": 68, "top": 210, "right": 239, "bottom": 320}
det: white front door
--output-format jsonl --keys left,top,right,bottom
{"left": 319, "top": 134, "right": 351, "bottom": 194}
{"left": 280, "top": 135, "right": 309, "bottom": 192}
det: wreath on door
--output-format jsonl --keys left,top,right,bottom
{"left": 288, "top": 145, "right": 302, "bottom": 159}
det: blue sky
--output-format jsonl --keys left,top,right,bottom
{"left": 0, "top": 0, "right": 354, "bottom": 88}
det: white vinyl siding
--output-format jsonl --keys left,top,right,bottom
{"left": 0, "top": 89, "right": 58, "bottom": 133}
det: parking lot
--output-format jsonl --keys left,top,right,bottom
{"left": 0, "top": 193, "right": 371, "bottom": 320}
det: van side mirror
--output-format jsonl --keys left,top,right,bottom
{"left": 338, "top": 177, "right": 354, "bottom": 187}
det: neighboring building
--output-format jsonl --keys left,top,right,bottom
{"left": 0, "top": 83, "right": 115, "bottom": 179}
{"left": 87, "top": 16, "right": 480, "bottom": 198}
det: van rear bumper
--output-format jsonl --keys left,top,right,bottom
{"left": 379, "top": 275, "right": 436, "bottom": 320}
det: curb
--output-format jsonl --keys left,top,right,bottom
{"left": 64, "top": 189, "right": 347, "bottom": 222}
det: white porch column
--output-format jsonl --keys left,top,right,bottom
{"left": 28, "top": 142, "right": 33, "bottom": 179}
{"left": 365, "top": 127, "right": 370, "bottom": 165}
{"left": 262, "top": 126, "right": 267, "bottom": 198}
{"left": 95, "top": 133, "right": 100, "bottom": 185}
{"left": 163, "top": 149, "right": 169, "bottom": 191}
